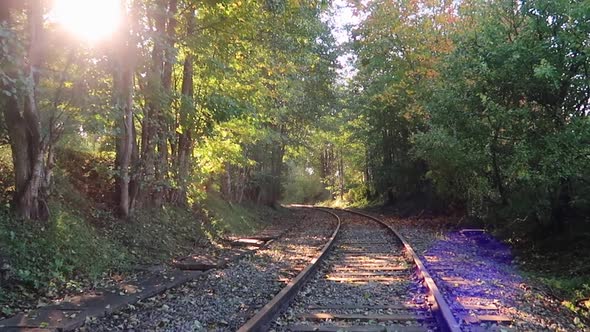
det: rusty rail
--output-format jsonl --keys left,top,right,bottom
{"left": 238, "top": 206, "right": 461, "bottom": 332}
{"left": 342, "top": 208, "right": 462, "bottom": 332}
{"left": 237, "top": 207, "right": 341, "bottom": 332}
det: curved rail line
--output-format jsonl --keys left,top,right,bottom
{"left": 237, "top": 207, "right": 342, "bottom": 332}
{"left": 237, "top": 207, "right": 461, "bottom": 332}
{"left": 343, "top": 208, "right": 461, "bottom": 332}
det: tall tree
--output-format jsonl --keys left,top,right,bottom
{"left": 349, "top": 0, "right": 456, "bottom": 202}
{"left": 0, "top": 1, "right": 50, "bottom": 220}
{"left": 113, "top": 1, "right": 137, "bottom": 217}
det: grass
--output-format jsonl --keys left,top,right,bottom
{"left": 0, "top": 188, "right": 279, "bottom": 318}
{"left": 540, "top": 276, "right": 590, "bottom": 302}
{"left": 520, "top": 272, "right": 590, "bottom": 322}
{"left": 517, "top": 251, "right": 590, "bottom": 319}
{"left": 317, "top": 195, "right": 382, "bottom": 209}
{"left": 506, "top": 223, "right": 590, "bottom": 318}
{"left": 317, "top": 198, "right": 349, "bottom": 208}
{"left": 0, "top": 156, "right": 128, "bottom": 299}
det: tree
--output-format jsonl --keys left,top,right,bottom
{"left": 348, "top": 0, "right": 456, "bottom": 203}
{"left": 0, "top": 1, "right": 50, "bottom": 220}
{"left": 112, "top": 1, "right": 137, "bottom": 217}
{"left": 415, "top": 0, "right": 590, "bottom": 227}
{"left": 0, "top": 0, "right": 339, "bottom": 219}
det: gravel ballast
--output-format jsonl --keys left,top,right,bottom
{"left": 380, "top": 215, "right": 589, "bottom": 332}
{"left": 272, "top": 211, "right": 436, "bottom": 331}
{"left": 79, "top": 208, "right": 337, "bottom": 331}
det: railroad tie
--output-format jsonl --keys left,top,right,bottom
{"left": 286, "top": 324, "right": 430, "bottom": 332}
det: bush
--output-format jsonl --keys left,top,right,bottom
{"left": 0, "top": 147, "right": 282, "bottom": 318}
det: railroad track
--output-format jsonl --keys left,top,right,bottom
{"left": 237, "top": 207, "right": 461, "bottom": 332}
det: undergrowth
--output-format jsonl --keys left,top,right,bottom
{"left": 514, "top": 242, "right": 590, "bottom": 318}
{"left": 0, "top": 202, "right": 130, "bottom": 317}
{"left": 502, "top": 220, "right": 590, "bottom": 317}
{"left": 109, "top": 206, "right": 208, "bottom": 264}
{"left": 201, "top": 193, "right": 277, "bottom": 237}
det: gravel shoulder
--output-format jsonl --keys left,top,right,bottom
{"left": 79, "top": 208, "right": 337, "bottom": 331}
{"left": 380, "top": 215, "right": 589, "bottom": 332}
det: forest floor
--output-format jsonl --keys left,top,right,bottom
{"left": 0, "top": 148, "right": 289, "bottom": 321}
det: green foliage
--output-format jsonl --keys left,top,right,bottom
{"left": 282, "top": 160, "right": 330, "bottom": 204}
{"left": 0, "top": 21, "right": 26, "bottom": 100}
{"left": 332, "top": 0, "right": 589, "bottom": 229}
{"left": 0, "top": 146, "right": 283, "bottom": 314}
{"left": 320, "top": 0, "right": 590, "bottom": 306}
{"left": 2, "top": 0, "right": 587, "bottom": 318}
{"left": 0, "top": 145, "right": 13, "bottom": 203}
{"left": 412, "top": 0, "right": 590, "bottom": 226}
{"left": 1, "top": 0, "right": 339, "bottom": 217}
{"left": 344, "top": 0, "right": 456, "bottom": 203}
{"left": 541, "top": 276, "right": 590, "bottom": 304}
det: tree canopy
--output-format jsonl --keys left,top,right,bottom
{"left": 0, "top": 0, "right": 338, "bottom": 218}
{"left": 1, "top": 0, "right": 589, "bottom": 240}
{"left": 313, "top": 0, "right": 590, "bottom": 237}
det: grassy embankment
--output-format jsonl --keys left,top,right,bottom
{"left": 0, "top": 146, "right": 281, "bottom": 318}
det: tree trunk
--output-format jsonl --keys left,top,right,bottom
{"left": 221, "top": 164, "right": 232, "bottom": 200}
{"left": 268, "top": 136, "right": 285, "bottom": 206}
{"left": 114, "top": 5, "right": 136, "bottom": 218}
{"left": 1, "top": 2, "right": 49, "bottom": 220}
{"left": 550, "top": 179, "right": 570, "bottom": 232}
{"left": 150, "top": 0, "right": 168, "bottom": 206}
{"left": 338, "top": 147, "right": 345, "bottom": 200}
{"left": 490, "top": 131, "right": 507, "bottom": 205}
{"left": 114, "top": 71, "right": 134, "bottom": 217}
{"left": 237, "top": 167, "right": 247, "bottom": 204}
{"left": 147, "top": 0, "right": 178, "bottom": 206}
{"left": 364, "top": 146, "right": 372, "bottom": 199}
{"left": 172, "top": 10, "right": 194, "bottom": 206}
{"left": 162, "top": 0, "right": 178, "bottom": 91}
{"left": 128, "top": 121, "right": 140, "bottom": 211}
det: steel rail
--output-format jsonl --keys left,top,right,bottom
{"left": 238, "top": 206, "right": 461, "bottom": 332}
{"left": 237, "top": 207, "right": 341, "bottom": 332}
{"left": 341, "top": 208, "right": 462, "bottom": 332}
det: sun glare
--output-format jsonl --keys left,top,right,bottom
{"left": 51, "top": 0, "right": 121, "bottom": 42}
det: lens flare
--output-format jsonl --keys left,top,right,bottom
{"left": 51, "top": 0, "right": 121, "bottom": 42}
